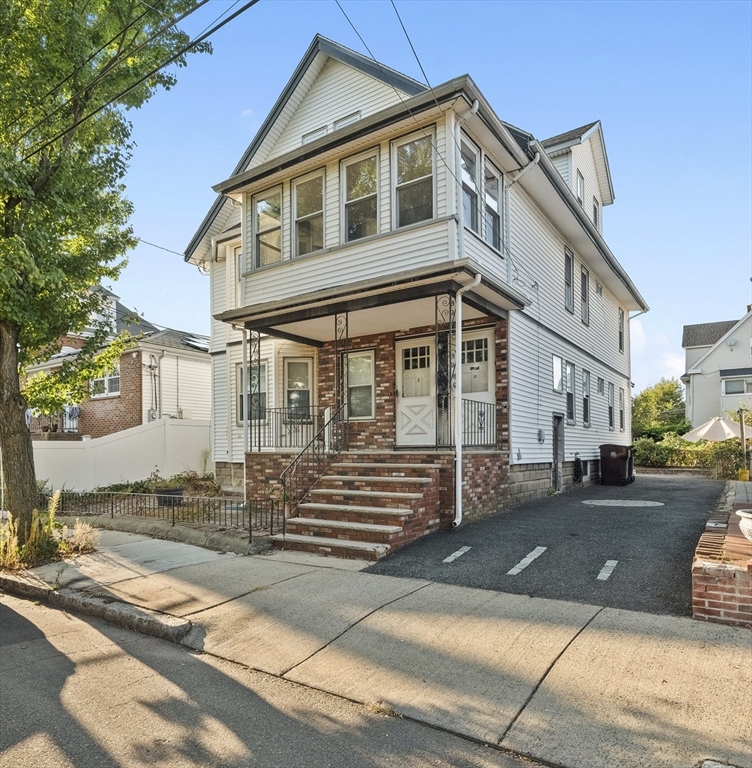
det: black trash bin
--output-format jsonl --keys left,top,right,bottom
{"left": 600, "top": 444, "right": 635, "bottom": 486}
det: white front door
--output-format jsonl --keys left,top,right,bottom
{"left": 396, "top": 339, "right": 436, "bottom": 446}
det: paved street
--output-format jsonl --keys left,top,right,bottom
{"left": 0, "top": 594, "right": 534, "bottom": 768}
{"left": 367, "top": 474, "right": 725, "bottom": 615}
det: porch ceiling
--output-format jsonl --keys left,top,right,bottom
{"left": 218, "top": 262, "right": 527, "bottom": 345}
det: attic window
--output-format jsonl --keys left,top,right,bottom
{"left": 302, "top": 126, "right": 327, "bottom": 145}
{"left": 576, "top": 171, "right": 584, "bottom": 205}
{"left": 334, "top": 112, "right": 360, "bottom": 130}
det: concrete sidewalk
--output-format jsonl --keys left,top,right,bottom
{"left": 2, "top": 531, "right": 750, "bottom": 768}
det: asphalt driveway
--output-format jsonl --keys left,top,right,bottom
{"left": 366, "top": 474, "right": 725, "bottom": 616}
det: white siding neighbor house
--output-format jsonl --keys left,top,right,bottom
{"left": 682, "top": 309, "right": 752, "bottom": 426}
{"left": 184, "top": 35, "right": 647, "bottom": 559}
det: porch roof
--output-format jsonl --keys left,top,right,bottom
{"left": 216, "top": 261, "right": 527, "bottom": 345}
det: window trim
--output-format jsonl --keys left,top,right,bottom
{"left": 483, "top": 160, "right": 503, "bottom": 252}
{"left": 582, "top": 369, "right": 591, "bottom": 427}
{"left": 236, "top": 361, "right": 268, "bottom": 425}
{"left": 391, "top": 127, "right": 436, "bottom": 230}
{"left": 564, "top": 249, "right": 574, "bottom": 313}
{"left": 723, "top": 379, "right": 746, "bottom": 396}
{"left": 341, "top": 147, "right": 379, "bottom": 244}
{"left": 346, "top": 349, "right": 376, "bottom": 421}
{"left": 580, "top": 266, "right": 590, "bottom": 326}
{"left": 565, "top": 361, "right": 576, "bottom": 424}
{"left": 91, "top": 366, "right": 120, "bottom": 398}
{"left": 283, "top": 357, "right": 314, "bottom": 419}
{"left": 252, "top": 185, "right": 283, "bottom": 269}
{"left": 460, "top": 133, "right": 480, "bottom": 234}
{"left": 552, "top": 354, "right": 564, "bottom": 393}
{"left": 292, "top": 168, "right": 325, "bottom": 258}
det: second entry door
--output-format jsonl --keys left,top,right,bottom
{"left": 396, "top": 339, "right": 436, "bottom": 446}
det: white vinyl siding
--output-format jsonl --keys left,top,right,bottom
{"left": 508, "top": 311, "right": 631, "bottom": 466}
{"left": 550, "top": 152, "right": 570, "bottom": 187}
{"left": 570, "top": 142, "right": 603, "bottom": 219}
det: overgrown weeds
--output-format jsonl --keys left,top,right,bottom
{"left": 0, "top": 491, "right": 100, "bottom": 570}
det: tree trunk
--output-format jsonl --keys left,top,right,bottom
{"left": 0, "top": 321, "right": 38, "bottom": 543}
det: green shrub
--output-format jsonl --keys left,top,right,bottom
{"left": 634, "top": 435, "right": 744, "bottom": 478}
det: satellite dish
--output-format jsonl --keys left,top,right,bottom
{"left": 728, "top": 337, "right": 737, "bottom": 347}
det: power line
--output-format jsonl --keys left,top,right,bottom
{"left": 22, "top": 0, "right": 259, "bottom": 161}
{"left": 136, "top": 237, "right": 185, "bottom": 257}
{"left": 15, "top": 0, "right": 212, "bottom": 148}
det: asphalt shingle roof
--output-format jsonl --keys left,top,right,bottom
{"left": 541, "top": 121, "right": 599, "bottom": 148}
{"left": 682, "top": 320, "right": 737, "bottom": 348}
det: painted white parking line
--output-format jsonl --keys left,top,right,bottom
{"left": 597, "top": 560, "right": 619, "bottom": 581}
{"left": 506, "top": 546, "right": 547, "bottom": 575}
{"left": 443, "top": 546, "right": 472, "bottom": 563}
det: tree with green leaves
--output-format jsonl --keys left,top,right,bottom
{"left": 632, "top": 378, "right": 690, "bottom": 439}
{"left": 0, "top": 0, "right": 210, "bottom": 542}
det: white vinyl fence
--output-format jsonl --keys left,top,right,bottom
{"left": 32, "top": 418, "right": 211, "bottom": 491}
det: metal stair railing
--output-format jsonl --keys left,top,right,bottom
{"left": 280, "top": 403, "right": 348, "bottom": 532}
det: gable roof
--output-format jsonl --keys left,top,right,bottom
{"left": 540, "top": 120, "right": 614, "bottom": 206}
{"left": 184, "top": 34, "right": 426, "bottom": 265}
{"left": 682, "top": 320, "right": 737, "bottom": 348}
{"left": 686, "top": 311, "right": 752, "bottom": 374}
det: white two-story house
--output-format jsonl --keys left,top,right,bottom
{"left": 184, "top": 36, "right": 647, "bottom": 559}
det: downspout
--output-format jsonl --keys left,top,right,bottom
{"left": 451, "top": 98, "right": 480, "bottom": 530}
{"left": 238, "top": 326, "right": 249, "bottom": 504}
{"left": 157, "top": 351, "right": 166, "bottom": 418}
{"left": 453, "top": 273, "right": 481, "bottom": 528}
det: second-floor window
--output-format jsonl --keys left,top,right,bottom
{"left": 91, "top": 367, "right": 120, "bottom": 397}
{"left": 484, "top": 162, "right": 502, "bottom": 251}
{"left": 564, "top": 250, "right": 574, "bottom": 313}
{"left": 394, "top": 131, "right": 434, "bottom": 228}
{"left": 619, "top": 387, "right": 625, "bottom": 430}
{"left": 460, "top": 137, "right": 480, "bottom": 233}
{"left": 254, "top": 188, "right": 282, "bottom": 268}
{"left": 581, "top": 266, "right": 590, "bottom": 325}
{"left": 343, "top": 151, "right": 378, "bottom": 242}
{"left": 294, "top": 172, "right": 324, "bottom": 257}
{"left": 618, "top": 308, "right": 625, "bottom": 352}
{"left": 552, "top": 354, "right": 564, "bottom": 392}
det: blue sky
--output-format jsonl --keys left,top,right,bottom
{"left": 113, "top": 0, "right": 752, "bottom": 394}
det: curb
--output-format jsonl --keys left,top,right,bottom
{"left": 0, "top": 572, "right": 191, "bottom": 643}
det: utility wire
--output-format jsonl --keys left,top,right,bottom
{"left": 4, "top": 0, "right": 166, "bottom": 132}
{"left": 137, "top": 237, "right": 185, "bottom": 257}
{"left": 16, "top": 0, "right": 212, "bottom": 148}
{"left": 22, "top": 0, "right": 258, "bottom": 161}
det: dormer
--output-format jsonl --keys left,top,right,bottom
{"left": 541, "top": 121, "right": 614, "bottom": 233}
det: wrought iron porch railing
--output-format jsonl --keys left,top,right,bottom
{"left": 280, "top": 403, "right": 348, "bottom": 526}
{"left": 28, "top": 411, "right": 79, "bottom": 434}
{"left": 247, "top": 406, "right": 324, "bottom": 450}
{"left": 436, "top": 399, "right": 500, "bottom": 448}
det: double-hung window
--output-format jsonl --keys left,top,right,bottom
{"left": 593, "top": 197, "right": 600, "bottom": 229}
{"left": 347, "top": 350, "right": 375, "bottom": 420}
{"left": 565, "top": 362, "right": 575, "bottom": 423}
{"left": 91, "top": 367, "right": 120, "bottom": 397}
{"left": 608, "top": 383, "right": 615, "bottom": 429}
{"left": 460, "top": 137, "right": 480, "bottom": 233}
{"left": 285, "top": 359, "right": 312, "bottom": 420}
{"left": 254, "top": 188, "right": 282, "bottom": 268}
{"left": 393, "top": 131, "right": 434, "bottom": 228}
{"left": 343, "top": 151, "right": 378, "bottom": 242}
{"left": 293, "top": 172, "right": 324, "bottom": 257}
{"left": 618, "top": 308, "right": 625, "bottom": 353}
{"left": 724, "top": 379, "right": 746, "bottom": 395}
{"left": 619, "top": 388, "right": 625, "bottom": 431}
{"left": 564, "top": 250, "right": 574, "bottom": 313}
{"left": 576, "top": 171, "right": 584, "bottom": 205}
{"left": 484, "top": 162, "right": 502, "bottom": 250}
{"left": 581, "top": 266, "right": 590, "bottom": 325}
{"left": 238, "top": 363, "right": 267, "bottom": 422}
{"left": 582, "top": 370, "right": 591, "bottom": 426}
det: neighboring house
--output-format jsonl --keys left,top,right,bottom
{"left": 184, "top": 35, "right": 647, "bottom": 558}
{"left": 26, "top": 289, "right": 211, "bottom": 440}
{"left": 682, "top": 308, "right": 752, "bottom": 426}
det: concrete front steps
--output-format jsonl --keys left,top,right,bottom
{"left": 271, "top": 454, "right": 443, "bottom": 561}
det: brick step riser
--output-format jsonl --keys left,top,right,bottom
{"left": 297, "top": 510, "right": 412, "bottom": 526}
{"left": 284, "top": 524, "right": 402, "bottom": 544}
{"left": 330, "top": 466, "right": 439, "bottom": 481}
{"left": 308, "top": 492, "right": 419, "bottom": 509}
{"left": 274, "top": 538, "right": 383, "bottom": 561}
{"left": 318, "top": 480, "right": 431, "bottom": 494}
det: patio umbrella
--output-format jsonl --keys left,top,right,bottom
{"left": 681, "top": 416, "right": 741, "bottom": 443}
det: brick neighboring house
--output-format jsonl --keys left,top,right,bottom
{"left": 184, "top": 36, "right": 647, "bottom": 559}
{"left": 26, "top": 290, "right": 211, "bottom": 440}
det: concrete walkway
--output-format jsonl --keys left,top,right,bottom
{"left": 2, "top": 531, "right": 750, "bottom": 768}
